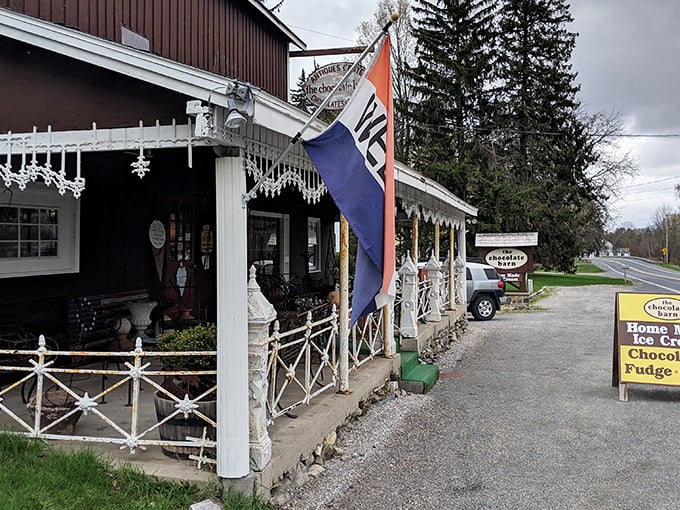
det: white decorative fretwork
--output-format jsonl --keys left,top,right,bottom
{"left": 244, "top": 138, "right": 327, "bottom": 205}
{"left": 0, "top": 120, "right": 210, "bottom": 198}
{"left": 401, "top": 197, "right": 465, "bottom": 229}
{"left": 1, "top": 127, "right": 86, "bottom": 197}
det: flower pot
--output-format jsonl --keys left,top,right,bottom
{"left": 27, "top": 387, "right": 82, "bottom": 435}
{"left": 153, "top": 391, "right": 216, "bottom": 459}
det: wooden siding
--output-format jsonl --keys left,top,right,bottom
{"left": 0, "top": 0, "right": 290, "bottom": 99}
{"left": 0, "top": 37, "right": 190, "bottom": 132}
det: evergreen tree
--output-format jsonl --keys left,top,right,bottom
{"left": 491, "top": 0, "right": 599, "bottom": 270}
{"left": 408, "top": 0, "right": 500, "bottom": 226}
{"left": 290, "top": 68, "right": 314, "bottom": 113}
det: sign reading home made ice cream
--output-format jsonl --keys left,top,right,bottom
{"left": 615, "top": 292, "right": 680, "bottom": 386}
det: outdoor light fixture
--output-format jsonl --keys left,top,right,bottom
{"left": 225, "top": 96, "right": 247, "bottom": 129}
{"left": 224, "top": 84, "right": 254, "bottom": 130}
{"left": 186, "top": 81, "right": 255, "bottom": 140}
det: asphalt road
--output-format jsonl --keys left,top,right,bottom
{"left": 591, "top": 256, "right": 680, "bottom": 294}
{"left": 280, "top": 282, "right": 680, "bottom": 509}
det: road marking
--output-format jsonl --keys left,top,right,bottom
{"left": 602, "top": 262, "right": 680, "bottom": 294}
{"left": 605, "top": 260, "right": 680, "bottom": 281}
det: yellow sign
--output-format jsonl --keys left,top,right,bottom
{"left": 615, "top": 293, "right": 680, "bottom": 387}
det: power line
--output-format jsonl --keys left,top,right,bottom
{"left": 284, "top": 23, "right": 358, "bottom": 44}
{"left": 619, "top": 176, "right": 680, "bottom": 189}
{"left": 421, "top": 123, "right": 680, "bottom": 139}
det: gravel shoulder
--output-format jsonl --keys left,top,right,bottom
{"left": 277, "top": 285, "right": 680, "bottom": 510}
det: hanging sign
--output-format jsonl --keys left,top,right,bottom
{"left": 148, "top": 220, "right": 166, "bottom": 281}
{"left": 613, "top": 292, "right": 680, "bottom": 401}
{"left": 303, "top": 63, "right": 365, "bottom": 110}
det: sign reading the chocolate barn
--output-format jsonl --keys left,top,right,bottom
{"left": 613, "top": 292, "right": 680, "bottom": 401}
{"left": 475, "top": 232, "right": 538, "bottom": 293}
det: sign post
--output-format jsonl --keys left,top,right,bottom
{"left": 613, "top": 292, "right": 680, "bottom": 401}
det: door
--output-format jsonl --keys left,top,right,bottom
{"left": 162, "top": 199, "right": 197, "bottom": 321}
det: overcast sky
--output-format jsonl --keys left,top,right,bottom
{"left": 276, "top": 0, "right": 680, "bottom": 230}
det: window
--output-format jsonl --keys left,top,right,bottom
{"left": 0, "top": 186, "right": 80, "bottom": 278}
{"left": 307, "top": 217, "right": 321, "bottom": 273}
{"left": 247, "top": 211, "right": 290, "bottom": 276}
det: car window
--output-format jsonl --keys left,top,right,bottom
{"left": 483, "top": 268, "right": 498, "bottom": 280}
{"left": 466, "top": 268, "right": 472, "bottom": 280}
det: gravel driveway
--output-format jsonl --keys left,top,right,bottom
{"left": 277, "top": 284, "right": 680, "bottom": 510}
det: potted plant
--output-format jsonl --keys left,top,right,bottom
{"left": 153, "top": 323, "right": 217, "bottom": 459}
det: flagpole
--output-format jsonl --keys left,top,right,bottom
{"left": 242, "top": 12, "right": 400, "bottom": 206}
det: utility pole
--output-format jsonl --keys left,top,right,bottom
{"left": 665, "top": 216, "right": 670, "bottom": 264}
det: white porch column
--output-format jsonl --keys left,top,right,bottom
{"left": 449, "top": 226, "right": 455, "bottom": 311}
{"left": 457, "top": 226, "right": 468, "bottom": 306}
{"left": 398, "top": 254, "right": 418, "bottom": 338}
{"left": 338, "top": 215, "right": 350, "bottom": 393}
{"left": 425, "top": 253, "right": 442, "bottom": 322}
{"left": 411, "top": 215, "right": 419, "bottom": 264}
{"left": 215, "top": 154, "right": 249, "bottom": 478}
{"left": 247, "top": 266, "right": 276, "bottom": 471}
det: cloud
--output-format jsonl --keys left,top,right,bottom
{"left": 278, "top": 0, "right": 680, "bottom": 228}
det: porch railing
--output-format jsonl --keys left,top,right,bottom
{"left": 265, "top": 302, "right": 386, "bottom": 423}
{"left": 0, "top": 336, "right": 217, "bottom": 462}
{"left": 266, "top": 308, "right": 338, "bottom": 422}
{"left": 350, "top": 307, "right": 384, "bottom": 369}
{"left": 416, "top": 278, "right": 433, "bottom": 322}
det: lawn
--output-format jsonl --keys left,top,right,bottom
{"left": 0, "top": 433, "right": 272, "bottom": 510}
{"left": 529, "top": 272, "right": 628, "bottom": 292}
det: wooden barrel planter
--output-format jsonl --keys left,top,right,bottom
{"left": 153, "top": 391, "right": 217, "bottom": 459}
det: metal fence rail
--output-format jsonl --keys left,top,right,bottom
{"left": 350, "top": 308, "right": 384, "bottom": 369}
{"left": 0, "top": 336, "right": 217, "bottom": 459}
{"left": 417, "top": 279, "right": 433, "bottom": 322}
{"left": 267, "top": 309, "right": 338, "bottom": 422}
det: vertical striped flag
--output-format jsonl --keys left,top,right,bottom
{"left": 303, "top": 36, "right": 396, "bottom": 325}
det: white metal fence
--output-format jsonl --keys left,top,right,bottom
{"left": 0, "top": 335, "right": 217, "bottom": 463}
{"left": 267, "top": 309, "right": 338, "bottom": 422}
{"left": 417, "top": 278, "right": 433, "bottom": 322}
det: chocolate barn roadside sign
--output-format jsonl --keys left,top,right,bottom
{"left": 613, "top": 292, "right": 680, "bottom": 401}
{"left": 475, "top": 232, "right": 538, "bottom": 293}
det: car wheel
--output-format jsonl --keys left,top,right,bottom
{"left": 471, "top": 295, "right": 496, "bottom": 320}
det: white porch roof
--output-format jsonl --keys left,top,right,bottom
{"left": 0, "top": 7, "right": 477, "bottom": 224}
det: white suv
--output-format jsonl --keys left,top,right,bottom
{"left": 466, "top": 262, "right": 509, "bottom": 320}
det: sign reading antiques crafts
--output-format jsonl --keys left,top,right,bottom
{"left": 613, "top": 292, "right": 680, "bottom": 401}
{"left": 303, "top": 63, "right": 365, "bottom": 110}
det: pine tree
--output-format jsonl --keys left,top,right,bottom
{"left": 408, "top": 0, "right": 500, "bottom": 224}
{"left": 290, "top": 68, "right": 314, "bottom": 114}
{"left": 492, "top": 0, "right": 598, "bottom": 269}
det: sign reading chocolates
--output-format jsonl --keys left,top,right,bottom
{"left": 614, "top": 293, "right": 680, "bottom": 388}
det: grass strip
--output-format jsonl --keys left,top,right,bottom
{"left": 0, "top": 433, "right": 273, "bottom": 510}
{"left": 529, "top": 272, "right": 628, "bottom": 292}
